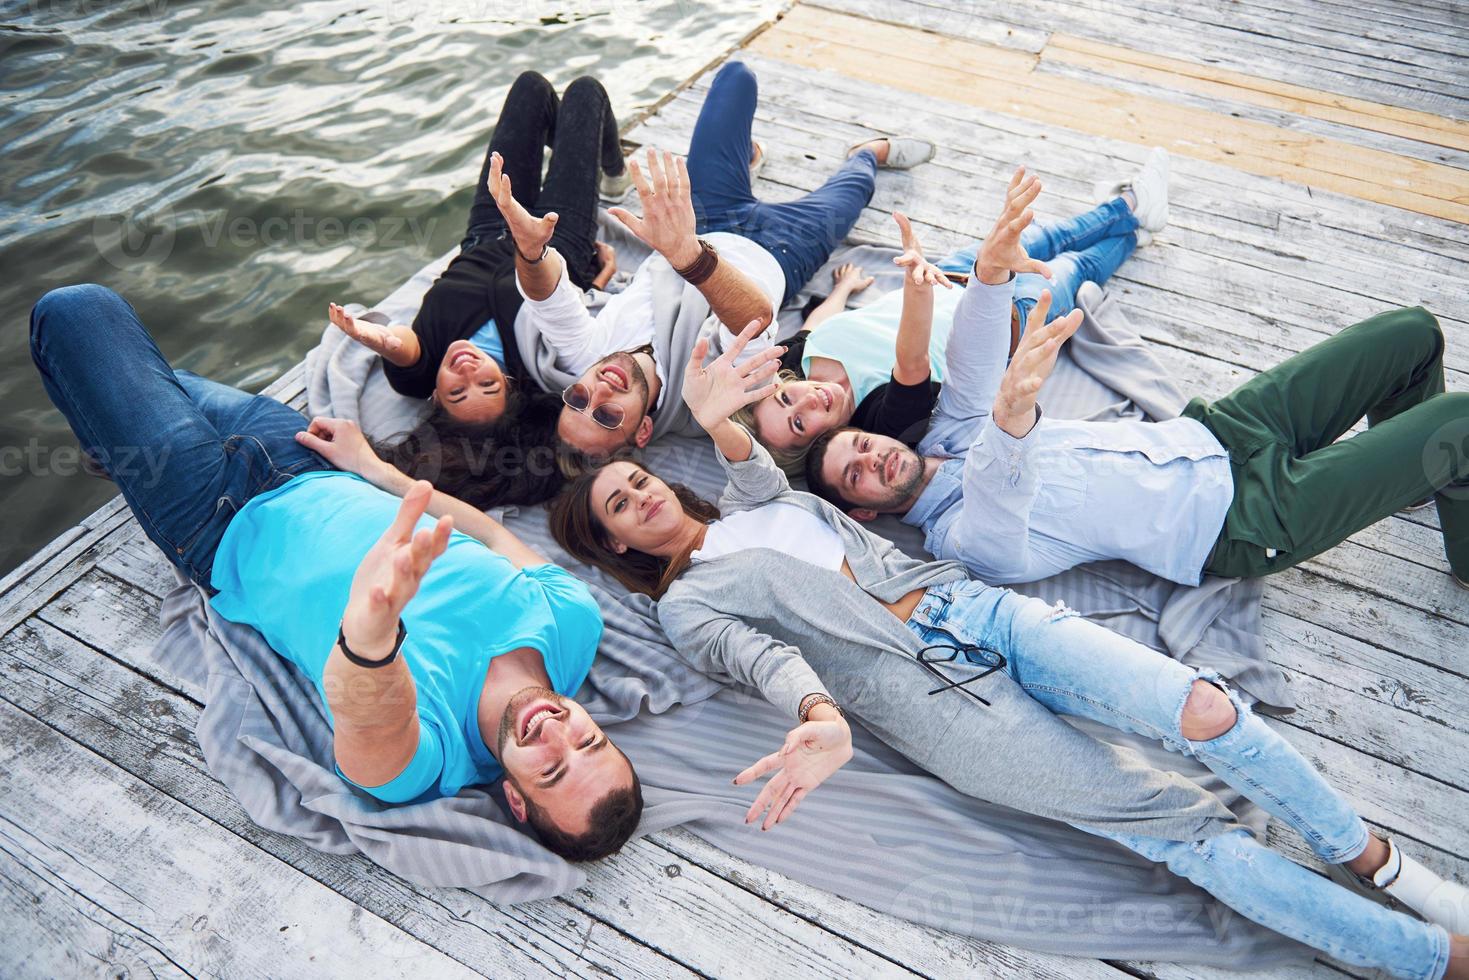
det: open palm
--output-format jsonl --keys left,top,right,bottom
{"left": 734, "top": 719, "right": 853, "bottom": 831}
{"left": 682, "top": 318, "right": 785, "bottom": 430}
{"left": 340, "top": 482, "right": 453, "bottom": 651}
{"left": 977, "top": 166, "right": 1053, "bottom": 281}
{"left": 487, "top": 150, "right": 557, "bottom": 257}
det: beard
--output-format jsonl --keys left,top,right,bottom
{"left": 494, "top": 687, "right": 570, "bottom": 758}
{"left": 601, "top": 350, "right": 652, "bottom": 419}
{"left": 876, "top": 447, "right": 925, "bottom": 509}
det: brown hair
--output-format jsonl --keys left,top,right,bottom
{"left": 549, "top": 454, "right": 720, "bottom": 599}
{"left": 515, "top": 753, "right": 643, "bottom": 862}
{"left": 805, "top": 426, "right": 863, "bottom": 512}
{"left": 373, "top": 390, "right": 568, "bottom": 509}
{"left": 731, "top": 368, "right": 808, "bottom": 476}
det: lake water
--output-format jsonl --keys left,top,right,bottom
{"left": 0, "top": 0, "right": 781, "bottom": 575}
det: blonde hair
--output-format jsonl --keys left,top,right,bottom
{"left": 733, "top": 369, "right": 808, "bottom": 476}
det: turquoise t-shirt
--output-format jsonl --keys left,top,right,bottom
{"left": 801, "top": 284, "right": 965, "bottom": 405}
{"left": 468, "top": 318, "right": 507, "bottom": 369}
{"left": 209, "top": 470, "right": 603, "bottom": 803}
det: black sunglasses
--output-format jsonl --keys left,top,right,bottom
{"left": 562, "top": 382, "right": 625, "bottom": 430}
{"left": 915, "top": 634, "right": 1007, "bottom": 708}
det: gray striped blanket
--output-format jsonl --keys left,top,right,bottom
{"left": 152, "top": 227, "right": 1309, "bottom": 968}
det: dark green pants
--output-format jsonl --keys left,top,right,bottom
{"left": 1183, "top": 306, "right": 1469, "bottom": 579}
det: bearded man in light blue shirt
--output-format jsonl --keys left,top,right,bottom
{"left": 807, "top": 169, "right": 1469, "bottom": 589}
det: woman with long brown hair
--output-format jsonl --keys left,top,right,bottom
{"left": 548, "top": 319, "right": 1469, "bottom": 978}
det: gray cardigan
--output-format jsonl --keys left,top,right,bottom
{"left": 657, "top": 437, "right": 1243, "bottom": 842}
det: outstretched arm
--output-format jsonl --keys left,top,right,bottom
{"left": 486, "top": 151, "right": 565, "bottom": 302}
{"left": 946, "top": 290, "right": 1084, "bottom": 583}
{"left": 611, "top": 149, "right": 776, "bottom": 340}
{"left": 890, "top": 212, "right": 954, "bottom": 386}
{"left": 325, "top": 481, "right": 452, "bottom": 789}
{"left": 682, "top": 318, "right": 786, "bottom": 463}
{"left": 328, "top": 303, "right": 421, "bottom": 368}
{"left": 935, "top": 167, "right": 1052, "bottom": 425}
{"left": 295, "top": 418, "right": 548, "bottom": 569}
{"left": 659, "top": 599, "right": 853, "bottom": 831}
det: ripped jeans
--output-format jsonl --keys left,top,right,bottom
{"left": 906, "top": 580, "right": 1451, "bottom": 980}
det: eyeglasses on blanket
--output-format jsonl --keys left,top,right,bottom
{"left": 561, "top": 382, "right": 625, "bottom": 430}
{"left": 915, "top": 640, "right": 1007, "bottom": 708}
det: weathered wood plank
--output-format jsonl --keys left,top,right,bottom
{"left": 750, "top": 7, "right": 1469, "bottom": 221}
{"left": 684, "top": 51, "right": 1469, "bottom": 263}
{"left": 0, "top": 843, "right": 191, "bottom": 980}
{"left": 0, "top": 616, "right": 698, "bottom": 980}
{"left": 0, "top": 691, "right": 477, "bottom": 979}
{"left": 1040, "top": 33, "right": 1469, "bottom": 150}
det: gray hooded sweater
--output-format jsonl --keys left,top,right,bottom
{"left": 656, "top": 435, "right": 1242, "bottom": 843}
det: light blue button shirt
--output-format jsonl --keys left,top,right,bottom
{"left": 901, "top": 277, "right": 1235, "bottom": 586}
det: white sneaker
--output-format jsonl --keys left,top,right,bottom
{"left": 1330, "top": 838, "right": 1469, "bottom": 933}
{"left": 848, "top": 136, "right": 936, "bottom": 170}
{"left": 1093, "top": 147, "right": 1170, "bottom": 233}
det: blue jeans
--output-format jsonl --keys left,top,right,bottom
{"left": 30, "top": 284, "right": 331, "bottom": 589}
{"left": 687, "top": 61, "right": 876, "bottom": 306}
{"left": 906, "top": 580, "right": 1451, "bottom": 980}
{"left": 940, "top": 196, "right": 1139, "bottom": 332}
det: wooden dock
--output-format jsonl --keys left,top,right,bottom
{"left": 4, "top": 1, "right": 1467, "bottom": 976}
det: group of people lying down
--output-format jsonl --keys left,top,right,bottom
{"left": 31, "top": 62, "right": 1469, "bottom": 977}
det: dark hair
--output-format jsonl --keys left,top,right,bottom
{"left": 549, "top": 453, "right": 719, "bottom": 598}
{"left": 805, "top": 426, "right": 862, "bottom": 512}
{"left": 521, "top": 755, "right": 643, "bottom": 863}
{"left": 374, "top": 389, "right": 568, "bottom": 509}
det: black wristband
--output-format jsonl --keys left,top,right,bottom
{"left": 337, "top": 619, "right": 407, "bottom": 669}
{"left": 516, "top": 241, "right": 548, "bottom": 265}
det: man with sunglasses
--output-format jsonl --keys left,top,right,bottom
{"left": 491, "top": 61, "right": 933, "bottom": 458}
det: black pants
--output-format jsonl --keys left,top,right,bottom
{"left": 464, "top": 71, "right": 622, "bottom": 290}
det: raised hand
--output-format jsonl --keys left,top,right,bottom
{"left": 487, "top": 150, "right": 558, "bottom": 258}
{"left": 340, "top": 481, "right": 453, "bottom": 660}
{"left": 832, "top": 261, "right": 875, "bottom": 294}
{"left": 734, "top": 717, "right": 853, "bottom": 831}
{"left": 681, "top": 318, "right": 785, "bottom": 431}
{"left": 295, "top": 416, "right": 388, "bottom": 481}
{"left": 608, "top": 148, "right": 701, "bottom": 268}
{"left": 992, "top": 290, "right": 1082, "bottom": 438}
{"left": 329, "top": 303, "right": 404, "bottom": 357}
{"left": 893, "top": 212, "right": 954, "bottom": 289}
{"left": 976, "top": 166, "right": 1053, "bottom": 284}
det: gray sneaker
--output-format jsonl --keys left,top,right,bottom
{"left": 849, "top": 136, "right": 936, "bottom": 170}
{"left": 599, "top": 167, "right": 633, "bottom": 203}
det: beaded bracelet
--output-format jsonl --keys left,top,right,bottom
{"left": 798, "top": 692, "right": 842, "bottom": 723}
